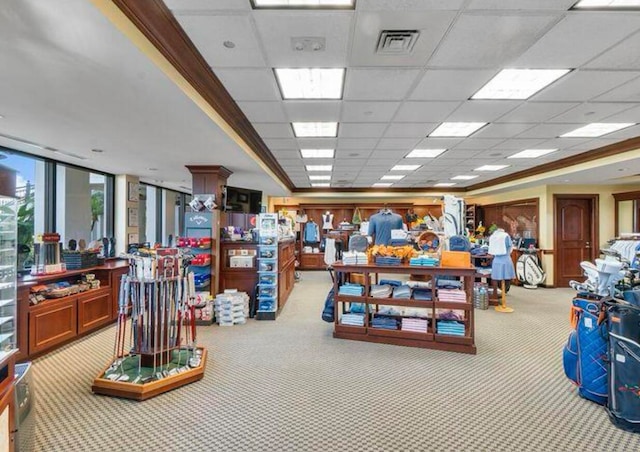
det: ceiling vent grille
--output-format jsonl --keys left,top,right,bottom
{"left": 376, "top": 30, "right": 420, "bottom": 55}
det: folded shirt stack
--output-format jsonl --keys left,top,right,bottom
{"left": 406, "top": 280, "right": 431, "bottom": 289}
{"left": 341, "top": 313, "right": 365, "bottom": 326}
{"left": 370, "top": 284, "right": 393, "bottom": 298}
{"left": 378, "top": 306, "right": 404, "bottom": 316}
{"left": 437, "top": 289, "right": 467, "bottom": 303}
{"left": 342, "top": 251, "right": 368, "bottom": 265}
{"left": 379, "top": 279, "right": 402, "bottom": 287}
{"left": 392, "top": 285, "right": 412, "bottom": 299}
{"left": 409, "top": 255, "right": 440, "bottom": 267}
{"left": 437, "top": 320, "right": 466, "bottom": 336}
{"left": 375, "top": 256, "right": 402, "bottom": 266}
{"left": 436, "top": 279, "right": 463, "bottom": 290}
{"left": 412, "top": 288, "right": 433, "bottom": 301}
{"left": 338, "top": 283, "right": 365, "bottom": 296}
{"left": 437, "top": 309, "right": 465, "bottom": 321}
{"left": 401, "top": 317, "right": 429, "bottom": 333}
{"left": 371, "top": 315, "right": 399, "bottom": 330}
{"left": 390, "top": 239, "right": 409, "bottom": 246}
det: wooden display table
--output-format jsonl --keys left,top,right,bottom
{"left": 332, "top": 262, "right": 477, "bottom": 354}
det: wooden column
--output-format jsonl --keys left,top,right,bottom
{"left": 186, "top": 165, "right": 232, "bottom": 296}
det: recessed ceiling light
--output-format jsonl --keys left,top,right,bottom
{"left": 309, "top": 175, "right": 331, "bottom": 180}
{"left": 223, "top": 41, "right": 235, "bottom": 48}
{"left": 560, "top": 123, "right": 635, "bottom": 137}
{"left": 372, "top": 182, "right": 393, "bottom": 187}
{"left": 300, "top": 149, "right": 335, "bottom": 158}
{"left": 429, "top": 122, "right": 487, "bottom": 137}
{"left": 451, "top": 175, "right": 479, "bottom": 180}
{"left": 381, "top": 175, "right": 405, "bottom": 180}
{"left": 472, "top": 69, "right": 570, "bottom": 100}
{"left": 91, "top": 148, "right": 104, "bottom": 153}
{"left": 292, "top": 122, "right": 338, "bottom": 137}
{"left": 253, "top": 0, "right": 354, "bottom": 8}
{"left": 474, "top": 165, "right": 509, "bottom": 171}
{"left": 391, "top": 164, "right": 421, "bottom": 171}
{"left": 508, "top": 149, "right": 557, "bottom": 159}
{"left": 275, "top": 68, "right": 344, "bottom": 99}
{"left": 573, "top": 0, "right": 640, "bottom": 8}
{"left": 311, "top": 183, "right": 330, "bottom": 187}
{"left": 148, "top": 167, "right": 158, "bottom": 171}
{"left": 405, "top": 148, "right": 447, "bottom": 158}
{"left": 434, "top": 183, "right": 456, "bottom": 187}
{"left": 306, "top": 165, "right": 333, "bottom": 172}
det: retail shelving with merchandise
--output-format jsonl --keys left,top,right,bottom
{"left": 256, "top": 213, "right": 278, "bottom": 320}
{"left": 332, "top": 262, "right": 477, "bottom": 354}
{"left": 0, "top": 198, "right": 17, "bottom": 364}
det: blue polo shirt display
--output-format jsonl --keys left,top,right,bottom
{"left": 368, "top": 211, "right": 403, "bottom": 245}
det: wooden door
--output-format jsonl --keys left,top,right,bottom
{"left": 554, "top": 196, "right": 597, "bottom": 288}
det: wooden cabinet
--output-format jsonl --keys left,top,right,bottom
{"left": 300, "top": 252, "right": 325, "bottom": 270}
{"left": 220, "top": 242, "right": 259, "bottom": 308}
{"left": 277, "top": 239, "right": 296, "bottom": 311}
{"left": 77, "top": 288, "right": 112, "bottom": 335}
{"left": 29, "top": 297, "right": 77, "bottom": 355}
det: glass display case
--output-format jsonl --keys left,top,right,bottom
{"left": 0, "top": 197, "right": 17, "bottom": 363}
{"left": 256, "top": 214, "right": 278, "bottom": 321}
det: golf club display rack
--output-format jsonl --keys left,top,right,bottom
{"left": 256, "top": 213, "right": 279, "bottom": 320}
{"left": 92, "top": 251, "right": 207, "bottom": 401}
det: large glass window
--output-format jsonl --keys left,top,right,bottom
{"left": 138, "top": 183, "right": 158, "bottom": 246}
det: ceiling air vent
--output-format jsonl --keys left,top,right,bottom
{"left": 376, "top": 30, "right": 420, "bottom": 55}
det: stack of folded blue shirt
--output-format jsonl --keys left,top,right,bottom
{"left": 412, "top": 288, "right": 433, "bottom": 300}
{"left": 370, "top": 284, "right": 393, "bottom": 298}
{"left": 436, "top": 279, "right": 463, "bottom": 289}
{"left": 379, "top": 279, "right": 402, "bottom": 287}
{"left": 341, "top": 313, "right": 365, "bottom": 326}
{"left": 437, "top": 320, "right": 466, "bottom": 336}
{"left": 409, "top": 255, "right": 440, "bottom": 266}
{"left": 392, "top": 285, "right": 412, "bottom": 299}
{"left": 371, "top": 315, "right": 398, "bottom": 330}
{"left": 390, "top": 239, "right": 409, "bottom": 246}
{"left": 375, "top": 256, "right": 402, "bottom": 266}
{"left": 338, "top": 283, "right": 364, "bottom": 296}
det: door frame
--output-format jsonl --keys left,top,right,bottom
{"left": 553, "top": 194, "right": 599, "bottom": 287}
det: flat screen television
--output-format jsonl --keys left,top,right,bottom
{"left": 223, "top": 185, "right": 262, "bottom": 214}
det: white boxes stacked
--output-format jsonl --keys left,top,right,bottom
{"left": 214, "top": 290, "right": 250, "bottom": 326}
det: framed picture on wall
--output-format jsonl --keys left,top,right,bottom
{"left": 127, "top": 181, "right": 139, "bottom": 202}
{"left": 127, "top": 207, "right": 139, "bottom": 228}
{"left": 128, "top": 233, "right": 139, "bottom": 244}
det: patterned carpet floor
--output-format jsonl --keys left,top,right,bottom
{"left": 31, "top": 271, "right": 640, "bottom": 451}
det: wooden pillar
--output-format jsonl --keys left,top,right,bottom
{"left": 186, "top": 165, "right": 232, "bottom": 296}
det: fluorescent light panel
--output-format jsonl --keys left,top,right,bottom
{"left": 372, "top": 183, "right": 393, "bottom": 187}
{"left": 275, "top": 68, "right": 344, "bottom": 99}
{"left": 508, "top": 149, "right": 557, "bottom": 159}
{"left": 306, "top": 165, "right": 333, "bottom": 171}
{"left": 309, "top": 175, "right": 331, "bottom": 180}
{"left": 300, "top": 149, "right": 335, "bottom": 158}
{"left": 405, "top": 148, "right": 447, "bottom": 158}
{"left": 574, "top": 1, "right": 640, "bottom": 8}
{"left": 429, "top": 122, "right": 486, "bottom": 137}
{"left": 451, "top": 175, "right": 479, "bottom": 180}
{"left": 391, "top": 164, "right": 421, "bottom": 171}
{"left": 381, "top": 175, "right": 405, "bottom": 180}
{"left": 560, "top": 123, "right": 635, "bottom": 138}
{"left": 472, "top": 69, "right": 570, "bottom": 100}
{"left": 474, "top": 165, "right": 509, "bottom": 171}
{"left": 254, "top": 0, "right": 354, "bottom": 7}
{"left": 435, "top": 183, "right": 456, "bottom": 187}
{"left": 292, "top": 122, "right": 338, "bottom": 137}
{"left": 311, "top": 183, "right": 330, "bottom": 187}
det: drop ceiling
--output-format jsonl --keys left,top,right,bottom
{"left": 1, "top": 0, "right": 640, "bottom": 194}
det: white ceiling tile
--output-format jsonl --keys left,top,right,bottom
{"left": 515, "top": 14, "right": 640, "bottom": 69}
{"left": 338, "top": 123, "right": 386, "bottom": 138}
{"left": 533, "top": 71, "right": 640, "bottom": 102}
{"left": 337, "top": 138, "right": 380, "bottom": 149}
{"left": 296, "top": 138, "right": 338, "bottom": 148}
{"left": 492, "top": 138, "right": 548, "bottom": 150}
{"left": 333, "top": 158, "right": 370, "bottom": 167}
{"left": 370, "top": 150, "right": 409, "bottom": 159}
{"left": 594, "top": 76, "right": 640, "bottom": 102}
{"left": 428, "top": 14, "right": 558, "bottom": 68}
{"left": 497, "top": 102, "right": 580, "bottom": 123}
{"left": 598, "top": 124, "right": 640, "bottom": 141}
{"left": 357, "top": 0, "right": 465, "bottom": 10}
{"left": 350, "top": 10, "right": 457, "bottom": 67}
{"left": 466, "top": 0, "right": 575, "bottom": 10}
{"left": 237, "top": 101, "right": 287, "bottom": 122}
{"left": 376, "top": 137, "right": 422, "bottom": 150}
{"left": 453, "top": 138, "right": 505, "bottom": 150}
{"left": 283, "top": 101, "right": 341, "bottom": 122}
{"left": 262, "top": 138, "right": 297, "bottom": 149}
{"left": 586, "top": 31, "right": 640, "bottom": 70}
{"left": 253, "top": 123, "right": 294, "bottom": 138}
{"left": 335, "top": 150, "right": 373, "bottom": 159}
{"left": 533, "top": 137, "right": 594, "bottom": 150}
{"left": 516, "top": 123, "right": 578, "bottom": 139}
{"left": 384, "top": 123, "right": 436, "bottom": 138}
{"left": 601, "top": 105, "right": 640, "bottom": 123}
{"left": 441, "top": 149, "right": 485, "bottom": 158}
{"left": 175, "top": 15, "right": 265, "bottom": 67}
{"left": 252, "top": 11, "right": 352, "bottom": 66}
{"left": 341, "top": 101, "right": 401, "bottom": 122}
{"left": 548, "top": 102, "right": 635, "bottom": 123}
{"left": 409, "top": 69, "right": 495, "bottom": 101}
{"left": 213, "top": 68, "right": 280, "bottom": 101}
{"left": 344, "top": 69, "right": 422, "bottom": 100}
{"left": 394, "top": 101, "right": 461, "bottom": 122}
{"left": 416, "top": 137, "right": 464, "bottom": 148}
{"left": 270, "top": 150, "right": 300, "bottom": 159}
{"left": 446, "top": 100, "right": 520, "bottom": 122}
{"left": 166, "top": 0, "right": 250, "bottom": 10}
{"left": 472, "top": 123, "right": 536, "bottom": 139}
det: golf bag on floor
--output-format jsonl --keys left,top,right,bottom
{"left": 606, "top": 301, "right": 640, "bottom": 432}
{"left": 562, "top": 296, "right": 608, "bottom": 405}
{"left": 516, "top": 252, "right": 546, "bottom": 288}
{"left": 321, "top": 287, "right": 335, "bottom": 323}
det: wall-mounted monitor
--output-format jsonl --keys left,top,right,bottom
{"left": 223, "top": 186, "right": 262, "bottom": 214}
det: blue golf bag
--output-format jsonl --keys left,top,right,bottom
{"left": 562, "top": 296, "right": 608, "bottom": 405}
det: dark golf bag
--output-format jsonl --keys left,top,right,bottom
{"left": 321, "top": 287, "right": 335, "bottom": 323}
{"left": 606, "top": 301, "right": 640, "bottom": 432}
{"left": 563, "top": 296, "right": 608, "bottom": 405}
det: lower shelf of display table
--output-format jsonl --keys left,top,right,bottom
{"left": 335, "top": 296, "right": 471, "bottom": 310}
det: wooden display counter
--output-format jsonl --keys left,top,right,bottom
{"left": 332, "top": 262, "right": 477, "bottom": 354}
{"left": 16, "top": 260, "right": 129, "bottom": 360}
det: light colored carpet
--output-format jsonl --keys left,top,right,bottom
{"left": 31, "top": 271, "right": 640, "bottom": 451}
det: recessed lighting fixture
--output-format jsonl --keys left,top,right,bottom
{"left": 560, "top": 123, "right": 636, "bottom": 138}
{"left": 292, "top": 122, "right": 338, "bottom": 137}
{"left": 474, "top": 165, "right": 509, "bottom": 171}
{"left": 306, "top": 165, "right": 333, "bottom": 172}
{"left": 391, "top": 164, "right": 421, "bottom": 171}
{"left": 451, "top": 175, "right": 479, "bottom": 180}
{"left": 372, "top": 182, "right": 393, "bottom": 187}
{"left": 275, "top": 68, "right": 344, "bottom": 99}
{"left": 223, "top": 41, "right": 235, "bottom": 48}
{"left": 253, "top": 0, "right": 355, "bottom": 8}
{"left": 91, "top": 148, "right": 104, "bottom": 153}
{"left": 405, "top": 149, "right": 447, "bottom": 158}
{"left": 429, "top": 122, "right": 487, "bottom": 137}
{"left": 309, "top": 175, "right": 331, "bottom": 180}
{"left": 573, "top": 0, "right": 640, "bottom": 8}
{"left": 434, "top": 183, "right": 456, "bottom": 187}
{"left": 508, "top": 149, "right": 557, "bottom": 159}
{"left": 381, "top": 175, "right": 405, "bottom": 180}
{"left": 148, "top": 167, "right": 158, "bottom": 171}
{"left": 472, "top": 69, "right": 570, "bottom": 100}
{"left": 300, "top": 149, "right": 335, "bottom": 158}
{"left": 311, "top": 183, "right": 330, "bottom": 187}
